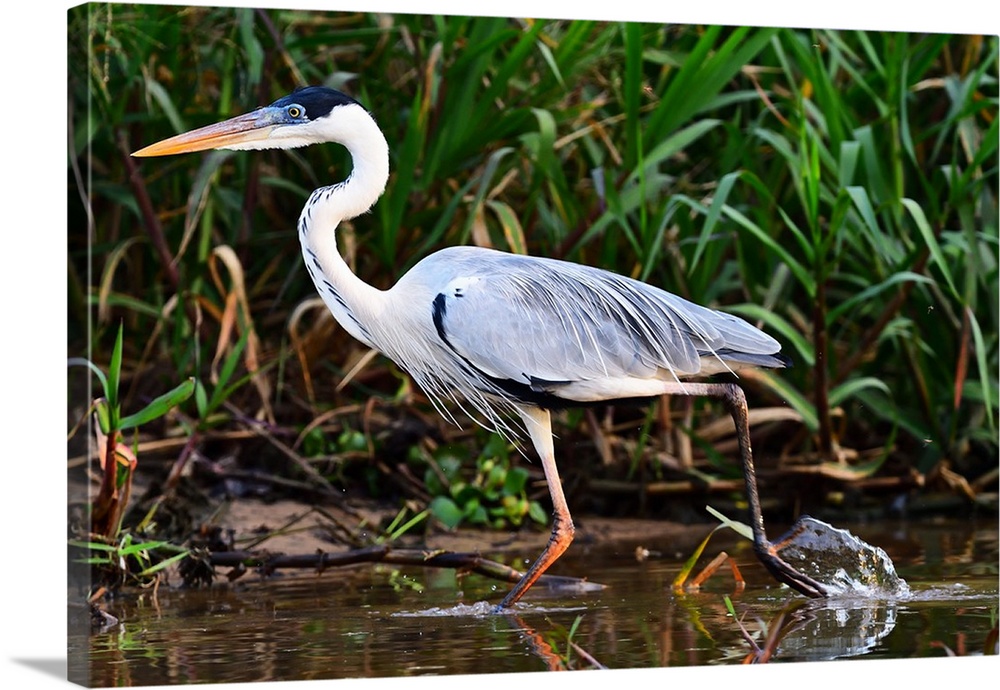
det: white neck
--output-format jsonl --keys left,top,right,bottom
{"left": 297, "top": 105, "right": 391, "bottom": 348}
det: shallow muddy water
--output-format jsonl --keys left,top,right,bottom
{"left": 72, "top": 519, "right": 998, "bottom": 686}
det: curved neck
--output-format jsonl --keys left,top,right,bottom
{"left": 297, "top": 106, "right": 391, "bottom": 348}
{"left": 306, "top": 105, "right": 390, "bottom": 225}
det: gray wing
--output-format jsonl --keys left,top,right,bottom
{"left": 427, "top": 249, "right": 783, "bottom": 396}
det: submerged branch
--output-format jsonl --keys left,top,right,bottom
{"left": 199, "top": 545, "right": 603, "bottom": 592}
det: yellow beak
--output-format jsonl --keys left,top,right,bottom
{"left": 132, "top": 109, "right": 280, "bottom": 157}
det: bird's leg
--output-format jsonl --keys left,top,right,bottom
{"left": 494, "top": 406, "right": 576, "bottom": 612}
{"left": 660, "top": 381, "right": 827, "bottom": 598}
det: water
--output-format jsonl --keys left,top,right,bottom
{"left": 767, "top": 516, "right": 911, "bottom": 596}
{"left": 71, "top": 519, "right": 998, "bottom": 685}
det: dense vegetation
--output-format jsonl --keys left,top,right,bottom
{"left": 68, "top": 5, "right": 997, "bottom": 565}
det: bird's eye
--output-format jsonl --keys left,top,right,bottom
{"left": 287, "top": 105, "right": 304, "bottom": 119}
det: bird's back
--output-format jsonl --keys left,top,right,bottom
{"left": 386, "top": 246, "right": 788, "bottom": 409}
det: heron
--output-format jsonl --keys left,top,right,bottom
{"left": 134, "top": 85, "right": 827, "bottom": 609}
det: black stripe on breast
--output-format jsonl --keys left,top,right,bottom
{"left": 432, "top": 293, "right": 449, "bottom": 345}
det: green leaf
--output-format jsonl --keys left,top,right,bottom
{"left": 827, "top": 271, "right": 933, "bottom": 324}
{"left": 902, "top": 198, "right": 959, "bottom": 299}
{"left": 845, "top": 186, "right": 895, "bottom": 261}
{"left": 67, "top": 357, "right": 109, "bottom": 396}
{"left": 436, "top": 453, "right": 464, "bottom": 481}
{"left": 465, "top": 503, "right": 488, "bottom": 525}
{"left": 119, "top": 377, "right": 196, "bottom": 431}
{"left": 117, "top": 539, "right": 172, "bottom": 558}
{"left": 194, "top": 379, "right": 208, "bottom": 419}
{"left": 838, "top": 140, "right": 861, "bottom": 188}
{"left": 828, "top": 377, "right": 891, "bottom": 407}
{"left": 143, "top": 77, "right": 187, "bottom": 133}
{"left": 752, "top": 370, "right": 819, "bottom": 431}
{"left": 628, "top": 119, "right": 721, "bottom": 187}
{"left": 723, "top": 595, "right": 737, "bottom": 618}
{"left": 528, "top": 107, "right": 558, "bottom": 175}
{"left": 106, "top": 322, "right": 124, "bottom": 423}
{"left": 650, "top": 26, "right": 779, "bottom": 142}
{"left": 486, "top": 200, "right": 527, "bottom": 255}
{"left": 673, "top": 524, "right": 722, "bottom": 589}
{"left": 704, "top": 505, "right": 754, "bottom": 541}
{"left": 480, "top": 434, "right": 508, "bottom": 460}
{"left": 237, "top": 8, "right": 264, "bottom": 85}
{"left": 382, "top": 509, "right": 429, "bottom": 542}
{"left": 967, "top": 308, "right": 997, "bottom": 435}
{"left": 428, "top": 496, "right": 464, "bottom": 529}
{"left": 93, "top": 399, "right": 111, "bottom": 435}
{"left": 622, "top": 21, "right": 643, "bottom": 169}
{"left": 503, "top": 466, "right": 529, "bottom": 495}
{"left": 459, "top": 146, "right": 515, "bottom": 246}
{"left": 726, "top": 304, "right": 815, "bottom": 367}
{"left": 535, "top": 40, "right": 565, "bottom": 88}
{"left": 206, "top": 328, "right": 250, "bottom": 415}
{"left": 689, "top": 169, "right": 739, "bottom": 273}
{"left": 527, "top": 501, "right": 548, "bottom": 525}
{"left": 85, "top": 292, "right": 162, "bottom": 318}
{"left": 68, "top": 539, "right": 117, "bottom": 552}
{"left": 137, "top": 550, "right": 189, "bottom": 578}
{"left": 721, "top": 205, "right": 815, "bottom": 296}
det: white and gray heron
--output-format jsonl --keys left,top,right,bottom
{"left": 134, "top": 86, "right": 827, "bottom": 609}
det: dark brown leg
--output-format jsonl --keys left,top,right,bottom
{"left": 494, "top": 406, "right": 576, "bottom": 611}
{"left": 658, "top": 381, "right": 827, "bottom": 598}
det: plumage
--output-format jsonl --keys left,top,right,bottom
{"left": 134, "top": 86, "right": 829, "bottom": 609}
{"left": 388, "top": 246, "right": 788, "bottom": 413}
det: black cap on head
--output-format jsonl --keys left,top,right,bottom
{"left": 269, "top": 86, "right": 362, "bottom": 120}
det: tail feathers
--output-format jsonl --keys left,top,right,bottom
{"left": 708, "top": 348, "right": 793, "bottom": 370}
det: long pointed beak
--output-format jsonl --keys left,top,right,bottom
{"left": 132, "top": 109, "right": 279, "bottom": 157}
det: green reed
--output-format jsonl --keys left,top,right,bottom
{"left": 69, "top": 6, "right": 998, "bottom": 516}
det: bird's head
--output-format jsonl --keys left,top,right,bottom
{"left": 133, "top": 86, "right": 370, "bottom": 157}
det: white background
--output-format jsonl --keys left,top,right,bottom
{"left": 3, "top": 1, "right": 997, "bottom": 689}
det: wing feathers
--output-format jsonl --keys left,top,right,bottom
{"left": 423, "top": 249, "right": 784, "bottom": 395}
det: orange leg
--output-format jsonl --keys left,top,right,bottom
{"left": 494, "top": 406, "right": 575, "bottom": 611}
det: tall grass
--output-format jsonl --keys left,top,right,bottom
{"left": 69, "top": 6, "right": 998, "bottom": 521}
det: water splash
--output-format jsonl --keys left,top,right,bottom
{"left": 391, "top": 601, "right": 497, "bottom": 617}
{"left": 775, "top": 517, "right": 910, "bottom": 597}
{"left": 391, "top": 600, "right": 591, "bottom": 617}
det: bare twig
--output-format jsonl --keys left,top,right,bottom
{"left": 223, "top": 401, "right": 339, "bottom": 496}
{"left": 117, "top": 130, "right": 180, "bottom": 290}
{"left": 203, "top": 545, "right": 603, "bottom": 592}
